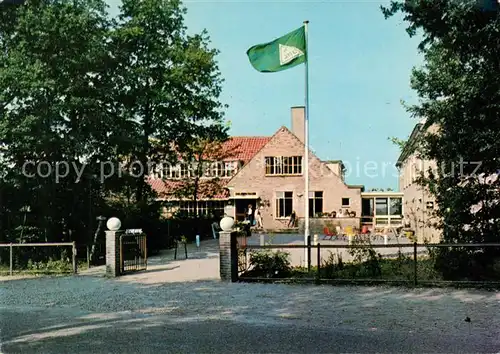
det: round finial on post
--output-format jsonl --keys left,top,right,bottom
{"left": 106, "top": 217, "right": 121, "bottom": 231}
{"left": 220, "top": 216, "right": 234, "bottom": 232}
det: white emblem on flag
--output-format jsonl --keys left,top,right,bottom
{"left": 279, "top": 44, "right": 304, "bottom": 66}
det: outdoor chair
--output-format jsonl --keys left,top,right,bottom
{"left": 343, "top": 226, "right": 356, "bottom": 242}
{"left": 322, "top": 227, "right": 335, "bottom": 240}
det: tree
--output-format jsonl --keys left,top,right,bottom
{"left": 388, "top": 136, "right": 407, "bottom": 152}
{"left": 382, "top": 1, "right": 500, "bottom": 279}
{"left": 0, "top": 0, "right": 116, "bottom": 245}
{"left": 109, "top": 0, "right": 226, "bottom": 208}
{"left": 164, "top": 135, "right": 241, "bottom": 236}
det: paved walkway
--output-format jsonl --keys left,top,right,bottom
{"left": 80, "top": 238, "right": 220, "bottom": 283}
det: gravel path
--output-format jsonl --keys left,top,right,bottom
{"left": 1, "top": 238, "right": 499, "bottom": 353}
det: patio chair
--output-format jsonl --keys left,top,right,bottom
{"left": 344, "top": 226, "right": 356, "bottom": 241}
{"left": 323, "top": 227, "right": 335, "bottom": 240}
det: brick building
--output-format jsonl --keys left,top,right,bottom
{"left": 148, "top": 106, "right": 366, "bottom": 231}
{"left": 396, "top": 121, "right": 440, "bottom": 242}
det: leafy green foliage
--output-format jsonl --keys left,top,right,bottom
{"left": 0, "top": 0, "right": 226, "bottom": 263}
{"left": 388, "top": 136, "right": 407, "bottom": 152}
{"left": 247, "top": 250, "right": 292, "bottom": 278}
{"left": 382, "top": 1, "right": 500, "bottom": 278}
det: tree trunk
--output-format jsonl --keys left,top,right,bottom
{"left": 89, "top": 218, "right": 105, "bottom": 265}
{"left": 136, "top": 102, "right": 151, "bottom": 205}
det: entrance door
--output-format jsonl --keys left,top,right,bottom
{"left": 235, "top": 199, "right": 257, "bottom": 222}
{"left": 361, "top": 198, "right": 374, "bottom": 225}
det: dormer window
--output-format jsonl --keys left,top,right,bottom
{"left": 224, "top": 161, "right": 237, "bottom": 177}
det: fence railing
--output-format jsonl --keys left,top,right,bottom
{"left": 238, "top": 239, "right": 500, "bottom": 287}
{"left": 0, "top": 242, "right": 77, "bottom": 276}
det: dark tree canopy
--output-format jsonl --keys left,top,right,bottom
{"left": 0, "top": 0, "right": 226, "bottom": 251}
{"left": 383, "top": 0, "right": 500, "bottom": 279}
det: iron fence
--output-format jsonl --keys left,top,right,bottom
{"left": 0, "top": 242, "right": 77, "bottom": 276}
{"left": 238, "top": 239, "right": 500, "bottom": 287}
{"left": 120, "top": 233, "right": 147, "bottom": 274}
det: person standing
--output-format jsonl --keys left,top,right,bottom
{"left": 256, "top": 207, "right": 263, "bottom": 229}
{"left": 288, "top": 210, "right": 296, "bottom": 227}
{"left": 246, "top": 204, "right": 254, "bottom": 225}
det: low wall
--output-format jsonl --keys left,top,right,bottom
{"left": 298, "top": 217, "right": 361, "bottom": 235}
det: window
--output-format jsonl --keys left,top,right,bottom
{"left": 203, "top": 162, "right": 223, "bottom": 177}
{"left": 163, "top": 161, "right": 239, "bottom": 179}
{"left": 170, "top": 165, "right": 180, "bottom": 179}
{"left": 390, "top": 198, "right": 402, "bottom": 216}
{"left": 224, "top": 161, "right": 236, "bottom": 177}
{"left": 375, "top": 198, "right": 388, "bottom": 216}
{"left": 180, "top": 163, "right": 189, "bottom": 178}
{"left": 275, "top": 191, "right": 293, "bottom": 218}
{"left": 179, "top": 201, "right": 225, "bottom": 217}
{"left": 309, "top": 191, "right": 323, "bottom": 217}
{"left": 265, "top": 156, "right": 302, "bottom": 175}
{"left": 341, "top": 198, "right": 350, "bottom": 207}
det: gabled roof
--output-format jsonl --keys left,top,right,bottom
{"left": 147, "top": 136, "right": 271, "bottom": 200}
{"left": 227, "top": 125, "right": 364, "bottom": 190}
{"left": 221, "top": 136, "right": 271, "bottom": 163}
{"left": 396, "top": 123, "right": 424, "bottom": 167}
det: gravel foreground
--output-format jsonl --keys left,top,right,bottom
{"left": 1, "top": 273, "right": 500, "bottom": 353}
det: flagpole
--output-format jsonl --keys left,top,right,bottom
{"left": 303, "top": 20, "right": 310, "bottom": 267}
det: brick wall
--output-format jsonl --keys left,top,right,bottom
{"left": 105, "top": 230, "right": 123, "bottom": 277}
{"left": 227, "top": 127, "right": 362, "bottom": 230}
{"left": 219, "top": 230, "right": 238, "bottom": 281}
{"left": 399, "top": 123, "right": 441, "bottom": 243}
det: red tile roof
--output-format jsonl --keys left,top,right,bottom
{"left": 221, "top": 136, "right": 271, "bottom": 163}
{"left": 148, "top": 136, "right": 271, "bottom": 200}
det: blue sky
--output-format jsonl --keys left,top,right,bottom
{"left": 107, "top": 0, "right": 423, "bottom": 190}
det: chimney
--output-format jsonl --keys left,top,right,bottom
{"left": 291, "top": 106, "right": 305, "bottom": 143}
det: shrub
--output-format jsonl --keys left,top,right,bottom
{"left": 321, "top": 251, "right": 344, "bottom": 279}
{"left": 347, "top": 238, "right": 382, "bottom": 277}
{"left": 248, "top": 250, "right": 291, "bottom": 278}
{"left": 26, "top": 258, "right": 72, "bottom": 273}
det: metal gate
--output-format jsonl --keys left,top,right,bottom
{"left": 120, "top": 233, "right": 147, "bottom": 274}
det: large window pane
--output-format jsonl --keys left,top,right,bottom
{"left": 375, "top": 198, "right": 388, "bottom": 216}
{"left": 390, "top": 198, "right": 402, "bottom": 216}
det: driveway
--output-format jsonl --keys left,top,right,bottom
{"left": 1, "top": 246, "right": 500, "bottom": 353}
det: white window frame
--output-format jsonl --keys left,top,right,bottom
{"left": 265, "top": 156, "right": 302, "bottom": 175}
{"left": 309, "top": 191, "right": 323, "bottom": 217}
{"left": 275, "top": 191, "right": 293, "bottom": 219}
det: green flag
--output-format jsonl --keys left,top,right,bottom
{"left": 246, "top": 26, "right": 306, "bottom": 73}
